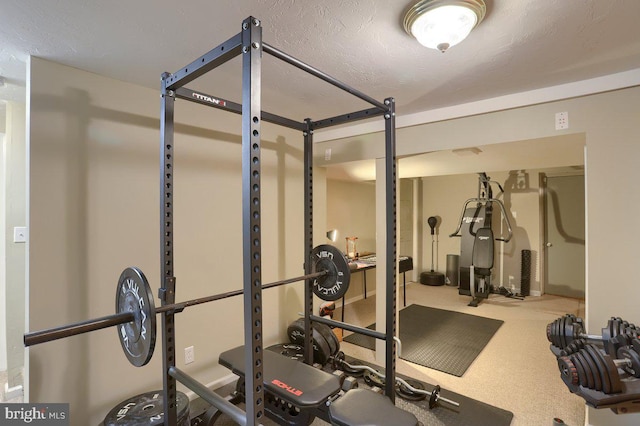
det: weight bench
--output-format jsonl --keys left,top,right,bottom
{"left": 219, "top": 345, "right": 418, "bottom": 426}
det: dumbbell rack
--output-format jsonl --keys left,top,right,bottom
{"left": 548, "top": 314, "right": 640, "bottom": 413}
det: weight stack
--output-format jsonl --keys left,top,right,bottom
{"left": 445, "top": 254, "right": 459, "bottom": 286}
{"left": 520, "top": 249, "right": 531, "bottom": 296}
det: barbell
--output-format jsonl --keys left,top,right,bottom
{"left": 24, "top": 244, "right": 350, "bottom": 367}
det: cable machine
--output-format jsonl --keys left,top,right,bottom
{"left": 159, "top": 16, "right": 397, "bottom": 425}
{"left": 450, "top": 173, "right": 513, "bottom": 307}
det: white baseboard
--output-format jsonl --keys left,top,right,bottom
{"left": 5, "top": 382, "right": 24, "bottom": 400}
{"left": 529, "top": 290, "right": 541, "bottom": 296}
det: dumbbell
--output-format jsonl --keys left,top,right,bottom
{"left": 558, "top": 344, "right": 623, "bottom": 394}
{"left": 547, "top": 315, "right": 640, "bottom": 355}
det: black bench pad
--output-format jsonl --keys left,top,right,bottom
{"left": 329, "top": 389, "right": 419, "bottom": 426}
{"left": 219, "top": 345, "right": 340, "bottom": 408}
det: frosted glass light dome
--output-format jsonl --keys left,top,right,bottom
{"left": 403, "top": 0, "right": 486, "bottom": 52}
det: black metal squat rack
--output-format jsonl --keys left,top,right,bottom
{"left": 159, "top": 16, "right": 397, "bottom": 425}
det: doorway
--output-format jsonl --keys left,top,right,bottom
{"left": 542, "top": 173, "right": 586, "bottom": 298}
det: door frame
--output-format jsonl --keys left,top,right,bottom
{"left": 539, "top": 170, "right": 586, "bottom": 296}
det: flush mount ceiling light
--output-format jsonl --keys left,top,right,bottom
{"left": 403, "top": 0, "right": 486, "bottom": 52}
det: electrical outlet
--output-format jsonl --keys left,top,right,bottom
{"left": 555, "top": 112, "right": 569, "bottom": 130}
{"left": 185, "top": 346, "right": 195, "bottom": 364}
{"left": 13, "top": 226, "right": 27, "bottom": 243}
{"left": 324, "top": 148, "right": 332, "bottom": 161}
{"left": 509, "top": 275, "right": 514, "bottom": 285}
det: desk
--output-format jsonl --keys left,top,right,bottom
{"left": 341, "top": 255, "right": 413, "bottom": 321}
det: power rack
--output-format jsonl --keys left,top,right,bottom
{"left": 159, "top": 16, "right": 397, "bottom": 425}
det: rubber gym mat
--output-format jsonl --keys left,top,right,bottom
{"left": 342, "top": 304, "right": 504, "bottom": 377}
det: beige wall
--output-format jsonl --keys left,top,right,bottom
{"left": 4, "top": 101, "right": 27, "bottom": 388}
{"left": 27, "top": 57, "right": 309, "bottom": 423}
{"left": 326, "top": 179, "right": 376, "bottom": 301}
{"left": 317, "top": 85, "right": 640, "bottom": 426}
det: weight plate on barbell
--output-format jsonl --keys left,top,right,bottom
{"left": 116, "top": 267, "right": 156, "bottom": 367}
{"left": 396, "top": 379, "right": 427, "bottom": 402}
{"left": 311, "top": 245, "right": 350, "bottom": 301}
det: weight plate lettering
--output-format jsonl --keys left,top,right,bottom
{"left": 103, "top": 390, "right": 189, "bottom": 426}
{"left": 116, "top": 267, "right": 156, "bottom": 367}
{"left": 311, "top": 245, "right": 350, "bottom": 301}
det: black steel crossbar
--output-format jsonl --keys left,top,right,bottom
{"left": 309, "top": 314, "right": 386, "bottom": 341}
{"left": 169, "top": 367, "right": 247, "bottom": 426}
{"left": 262, "top": 43, "right": 388, "bottom": 112}
{"left": 311, "top": 107, "right": 385, "bottom": 130}
{"left": 164, "top": 32, "right": 243, "bottom": 91}
{"left": 175, "top": 87, "right": 305, "bottom": 131}
{"left": 23, "top": 270, "right": 327, "bottom": 348}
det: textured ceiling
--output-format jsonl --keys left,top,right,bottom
{"left": 1, "top": 0, "right": 640, "bottom": 126}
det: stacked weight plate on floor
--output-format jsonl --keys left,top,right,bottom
{"left": 287, "top": 318, "right": 340, "bottom": 365}
{"left": 103, "top": 390, "right": 190, "bottom": 426}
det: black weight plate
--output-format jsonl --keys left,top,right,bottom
{"left": 332, "top": 351, "right": 364, "bottom": 377}
{"left": 286, "top": 318, "right": 331, "bottom": 365}
{"left": 568, "top": 322, "right": 581, "bottom": 349}
{"left": 267, "top": 343, "right": 305, "bottom": 362}
{"left": 287, "top": 318, "right": 305, "bottom": 345}
{"left": 576, "top": 351, "right": 595, "bottom": 390}
{"left": 570, "top": 354, "right": 588, "bottom": 388}
{"left": 586, "top": 345, "right": 611, "bottom": 394}
{"left": 116, "top": 267, "right": 156, "bottom": 367}
{"left": 323, "top": 324, "right": 340, "bottom": 356}
{"left": 396, "top": 379, "right": 428, "bottom": 402}
{"left": 558, "top": 356, "right": 578, "bottom": 386}
{"left": 311, "top": 245, "right": 350, "bottom": 301}
{"left": 327, "top": 325, "right": 340, "bottom": 355}
{"left": 597, "top": 351, "right": 623, "bottom": 394}
{"left": 546, "top": 323, "right": 552, "bottom": 343}
{"left": 104, "top": 390, "right": 189, "bottom": 426}
{"left": 429, "top": 385, "right": 441, "bottom": 409}
{"left": 555, "top": 318, "right": 563, "bottom": 348}
{"left": 556, "top": 318, "right": 564, "bottom": 348}
{"left": 581, "top": 347, "right": 602, "bottom": 392}
{"left": 364, "top": 370, "right": 385, "bottom": 388}
{"left": 551, "top": 319, "right": 559, "bottom": 347}
{"left": 315, "top": 322, "right": 337, "bottom": 356}
{"left": 558, "top": 317, "right": 567, "bottom": 349}
{"left": 560, "top": 317, "right": 572, "bottom": 348}
{"left": 601, "top": 320, "right": 613, "bottom": 348}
